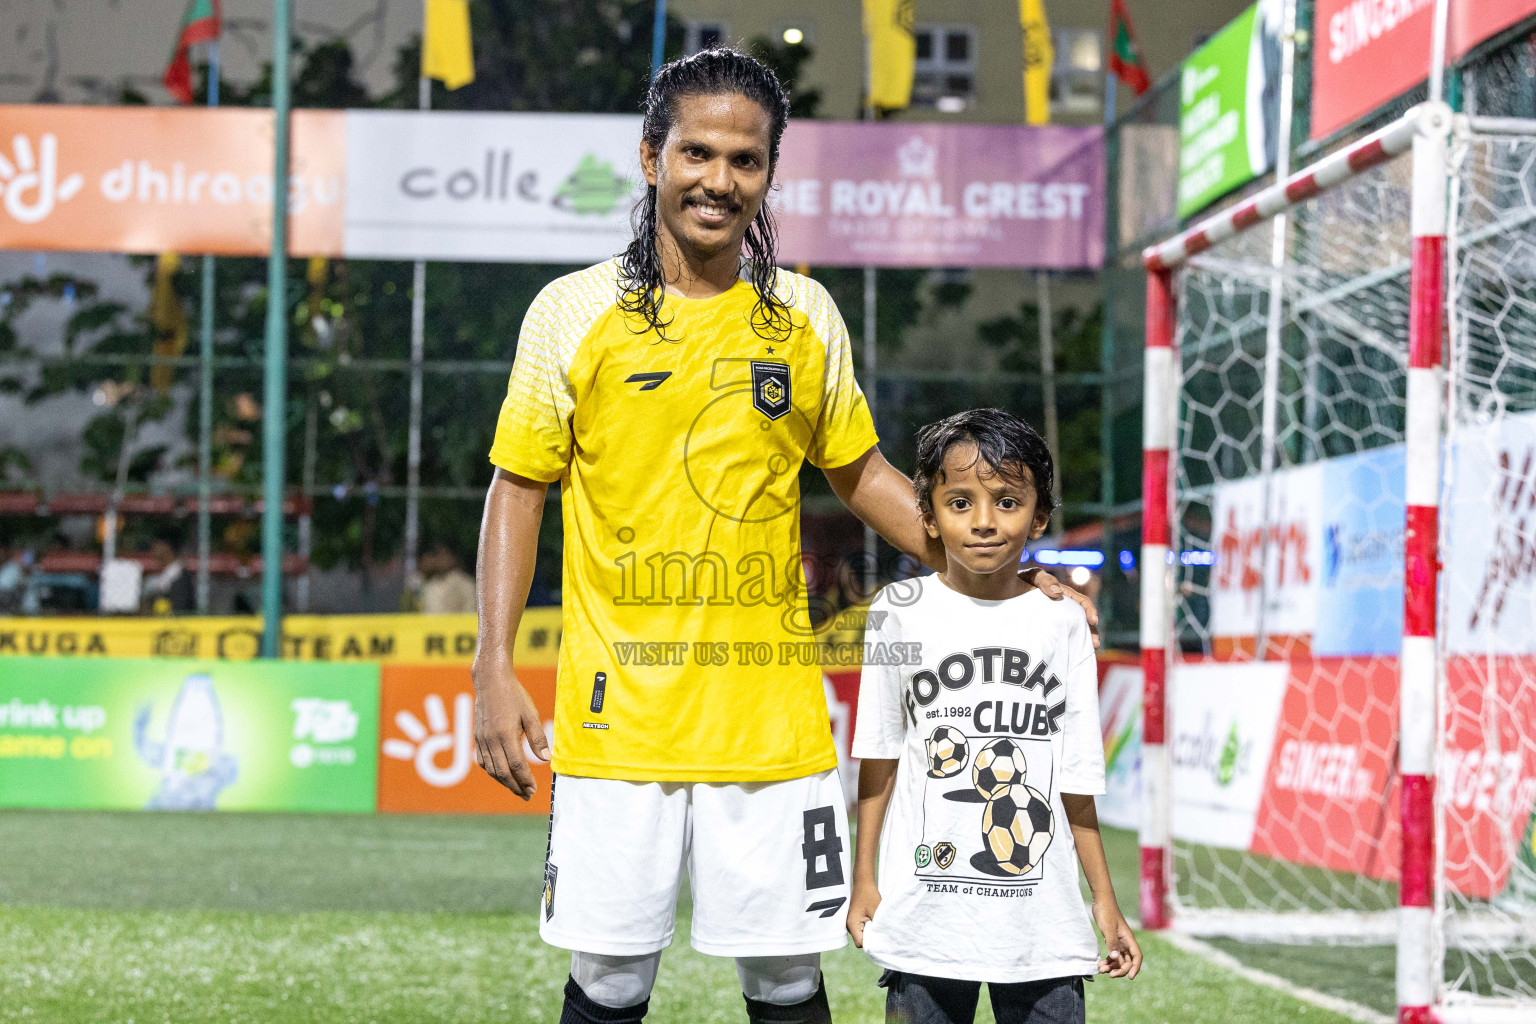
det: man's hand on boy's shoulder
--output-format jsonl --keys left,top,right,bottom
{"left": 1020, "top": 567, "right": 1101, "bottom": 649}
{"left": 846, "top": 880, "right": 882, "bottom": 948}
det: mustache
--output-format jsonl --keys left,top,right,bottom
{"left": 682, "top": 193, "right": 741, "bottom": 211}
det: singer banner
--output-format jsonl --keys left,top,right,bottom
{"left": 1311, "top": 0, "right": 1536, "bottom": 140}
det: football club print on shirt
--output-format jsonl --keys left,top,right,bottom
{"left": 912, "top": 656, "right": 1061, "bottom": 886}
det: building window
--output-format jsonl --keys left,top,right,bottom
{"left": 1051, "top": 29, "right": 1103, "bottom": 116}
{"left": 685, "top": 21, "right": 726, "bottom": 55}
{"left": 913, "top": 24, "right": 977, "bottom": 112}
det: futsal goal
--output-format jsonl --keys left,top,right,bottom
{"left": 1140, "top": 100, "right": 1536, "bottom": 1023}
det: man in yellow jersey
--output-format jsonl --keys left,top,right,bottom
{"left": 472, "top": 48, "right": 1097, "bottom": 1024}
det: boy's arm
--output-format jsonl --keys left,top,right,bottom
{"left": 848, "top": 757, "right": 898, "bottom": 947}
{"left": 1062, "top": 793, "right": 1142, "bottom": 979}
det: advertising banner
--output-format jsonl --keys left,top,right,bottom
{"left": 378, "top": 663, "right": 555, "bottom": 815}
{"left": 0, "top": 106, "right": 344, "bottom": 256}
{"left": 1246, "top": 656, "right": 1536, "bottom": 899}
{"left": 343, "top": 111, "right": 643, "bottom": 263}
{"left": 0, "top": 105, "right": 1104, "bottom": 270}
{"left": 1209, "top": 462, "right": 1323, "bottom": 655}
{"left": 1444, "top": 409, "right": 1536, "bottom": 656}
{"left": 1312, "top": 0, "right": 1536, "bottom": 141}
{"left": 1314, "top": 446, "right": 1406, "bottom": 657}
{"left": 1097, "top": 664, "right": 1143, "bottom": 832}
{"left": 1249, "top": 658, "right": 1401, "bottom": 879}
{"left": 0, "top": 657, "right": 378, "bottom": 812}
{"left": 773, "top": 121, "right": 1104, "bottom": 269}
{"left": 0, "top": 608, "right": 562, "bottom": 666}
{"left": 1169, "top": 660, "right": 1289, "bottom": 848}
{"left": 1177, "top": 1, "right": 1284, "bottom": 218}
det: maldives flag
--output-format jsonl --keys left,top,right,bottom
{"left": 1108, "top": 0, "right": 1151, "bottom": 96}
{"left": 163, "top": 0, "right": 222, "bottom": 105}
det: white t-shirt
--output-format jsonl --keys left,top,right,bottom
{"left": 851, "top": 574, "right": 1106, "bottom": 984}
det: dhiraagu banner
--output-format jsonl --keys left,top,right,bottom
{"left": 0, "top": 657, "right": 378, "bottom": 812}
{"left": 1177, "top": 0, "right": 1284, "bottom": 218}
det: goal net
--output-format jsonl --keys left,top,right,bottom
{"left": 1140, "top": 103, "right": 1536, "bottom": 1022}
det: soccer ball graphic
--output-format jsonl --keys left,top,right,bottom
{"left": 972, "top": 737, "right": 1027, "bottom": 798}
{"left": 925, "top": 725, "right": 969, "bottom": 778}
{"left": 981, "top": 784, "right": 1054, "bottom": 875}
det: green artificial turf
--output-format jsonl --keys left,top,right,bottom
{"left": 0, "top": 810, "right": 1366, "bottom": 1023}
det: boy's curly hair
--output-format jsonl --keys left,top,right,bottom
{"left": 912, "top": 408, "right": 1055, "bottom": 521}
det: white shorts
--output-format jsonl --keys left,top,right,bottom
{"left": 540, "top": 768, "right": 851, "bottom": 958}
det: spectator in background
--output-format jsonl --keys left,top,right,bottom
{"left": 142, "top": 539, "right": 195, "bottom": 615}
{"left": 0, "top": 548, "right": 30, "bottom": 613}
{"left": 417, "top": 543, "right": 476, "bottom": 614}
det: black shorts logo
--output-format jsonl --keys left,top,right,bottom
{"left": 751, "top": 361, "right": 791, "bottom": 420}
{"left": 543, "top": 862, "right": 558, "bottom": 921}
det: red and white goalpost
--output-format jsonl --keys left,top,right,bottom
{"left": 1140, "top": 96, "right": 1536, "bottom": 1024}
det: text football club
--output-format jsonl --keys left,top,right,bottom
{"left": 908, "top": 645, "right": 1067, "bottom": 740}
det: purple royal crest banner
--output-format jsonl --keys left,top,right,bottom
{"left": 772, "top": 121, "right": 1105, "bottom": 270}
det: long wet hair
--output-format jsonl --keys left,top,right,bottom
{"left": 617, "top": 47, "right": 793, "bottom": 342}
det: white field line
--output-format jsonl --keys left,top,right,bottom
{"left": 1157, "top": 929, "right": 1394, "bottom": 1024}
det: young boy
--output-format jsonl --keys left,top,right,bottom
{"left": 847, "top": 408, "right": 1141, "bottom": 1024}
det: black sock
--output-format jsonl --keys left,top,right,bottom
{"left": 560, "top": 975, "right": 649, "bottom": 1024}
{"left": 743, "top": 976, "right": 832, "bottom": 1024}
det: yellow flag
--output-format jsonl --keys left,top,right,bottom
{"left": 150, "top": 253, "right": 187, "bottom": 395}
{"left": 1020, "top": 0, "right": 1054, "bottom": 125}
{"left": 862, "top": 0, "right": 915, "bottom": 112}
{"left": 423, "top": 0, "right": 474, "bottom": 91}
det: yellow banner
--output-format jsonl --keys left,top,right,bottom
{"left": 862, "top": 0, "right": 915, "bottom": 112}
{"left": 1020, "top": 0, "right": 1054, "bottom": 125}
{"left": 0, "top": 609, "right": 563, "bottom": 668}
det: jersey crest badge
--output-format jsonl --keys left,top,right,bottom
{"left": 751, "top": 361, "right": 791, "bottom": 420}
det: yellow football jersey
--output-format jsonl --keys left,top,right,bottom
{"left": 489, "top": 260, "right": 879, "bottom": 782}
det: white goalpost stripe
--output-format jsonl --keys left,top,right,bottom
{"left": 1138, "top": 545, "right": 1169, "bottom": 651}
{"left": 1398, "top": 905, "right": 1434, "bottom": 1007}
{"left": 1399, "top": 636, "right": 1437, "bottom": 776}
{"left": 1405, "top": 367, "right": 1443, "bottom": 507}
{"left": 1412, "top": 114, "right": 1451, "bottom": 238}
{"left": 1140, "top": 741, "right": 1169, "bottom": 848}
{"left": 1142, "top": 347, "right": 1175, "bottom": 450}
{"left": 1158, "top": 931, "right": 1394, "bottom": 1024}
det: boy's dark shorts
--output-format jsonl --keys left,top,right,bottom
{"left": 878, "top": 969, "right": 1087, "bottom": 1024}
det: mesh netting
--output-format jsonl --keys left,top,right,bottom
{"left": 1170, "top": 155, "right": 1409, "bottom": 941}
{"left": 1439, "top": 127, "right": 1536, "bottom": 1011}
{"left": 1166, "top": 122, "right": 1536, "bottom": 1012}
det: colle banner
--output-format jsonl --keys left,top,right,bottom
{"left": 0, "top": 105, "right": 1104, "bottom": 270}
